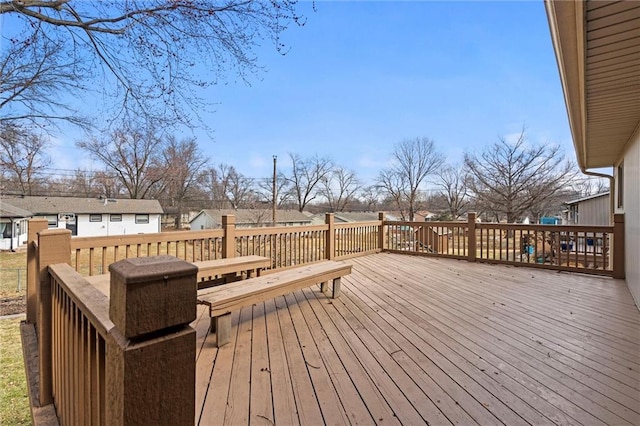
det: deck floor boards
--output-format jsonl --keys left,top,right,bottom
{"left": 196, "top": 253, "right": 640, "bottom": 425}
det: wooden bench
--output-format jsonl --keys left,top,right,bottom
{"left": 84, "top": 255, "right": 271, "bottom": 295}
{"left": 194, "top": 255, "right": 271, "bottom": 283}
{"left": 197, "top": 261, "right": 352, "bottom": 347}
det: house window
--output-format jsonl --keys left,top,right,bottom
{"left": 135, "top": 214, "right": 149, "bottom": 224}
{"left": 617, "top": 162, "right": 624, "bottom": 208}
{"left": 0, "top": 222, "right": 10, "bottom": 238}
{"left": 45, "top": 215, "right": 57, "bottom": 228}
{"left": 110, "top": 214, "right": 122, "bottom": 222}
{"left": 90, "top": 214, "right": 102, "bottom": 222}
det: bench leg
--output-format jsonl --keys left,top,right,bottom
{"left": 320, "top": 281, "right": 328, "bottom": 293}
{"left": 332, "top": 277, "right": 341, "bottom": 299}
{"left": 214, "top": 313, "right": 232, "bottom": 347}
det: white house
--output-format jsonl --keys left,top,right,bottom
{"left": 4, "top": 196, "right": 164, "bottom": 237}
{"left": 190, "top": 209, "right": 312, "bottom": 230}
{"left": 0, "top": 201, "right": 32, "bottom": 251}
{"left": 546, "top": 0, "right": 640, "bottom": 308}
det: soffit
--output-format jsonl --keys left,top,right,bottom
{"left": 546, "top": 0, "right": 640, "bottom": 169}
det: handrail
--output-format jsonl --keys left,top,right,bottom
{"left": 69, "top": 229, "right": 224, "bottom": 249}
{"left": 53, "top": 213, "right": 623, "bottom": 279}
{"left": 49, "top": 263, "right": 113, "bottom": 425}
{"left": 383, "top": 217, "right": 616, "bottom": 276}
{"left": 49, "top": 264, "right": 114, "bottom": 337}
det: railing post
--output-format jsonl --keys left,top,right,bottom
{"left": 26, "top": 218, "right": 48, "bottom": 324}
{"left": 222, "top": 215, "right": 236, "bottom": 259}
{"left": 613, "top": 213, "right": 625, "bottom": 279}
{"left": 378, "top": 212, "right": 386, "bottom": 251}
{"left": 107, "top": 256, "right": 197, "bottom": 425}
{"left": 468, "top": 212, "right": 477, "bottom": 262}
{"left": 37, "top": 228, "right": 72, "bottom": 406}
{"left": 326, "top": 213, "right": 335, "bottom": 260}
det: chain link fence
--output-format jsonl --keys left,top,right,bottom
{"left": 0, "top": 268, "right": 27, "bottom": 297}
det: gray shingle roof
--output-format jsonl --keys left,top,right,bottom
{"left": 334, "top": 212, "right": 381, "bottom": 222}
{"left": 0, "top": 201, "right": 33, "bottom": 218}
{"left": 198, "top": 209, "right": 311, "bottom": 226}
{"left": 3, "top": 196, "right": 164, "bottom": 214}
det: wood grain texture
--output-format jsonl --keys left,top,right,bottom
{"left": 194, "top": 253, "right": 640, "bottom": 425}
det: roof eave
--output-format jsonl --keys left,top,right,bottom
{"left": 545, "top": 0, "right": 588, "bottom": 170}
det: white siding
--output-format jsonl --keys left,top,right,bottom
{"left": 0, "top": 219, "right": 29, "bottom": 250}
{"left": 35, "top": 213, "right": 161, "bottom": 237}
{"left": 617, "top": 127, "right": 640, "bottom": 309}
{"left": 190, "top": 213, "right": 217, "bottom": 230}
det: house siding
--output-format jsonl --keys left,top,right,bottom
{"left": 0, "top": 218, "right": 29, "bottom": 250}
{"left": 41, "top": 213, "right": 161, "bottom": 236}
{"left": 568, "top": 195, "right": 610, "bottom": 226}
{"left": 618, "top": 127, "right": 640, "bottom": 308}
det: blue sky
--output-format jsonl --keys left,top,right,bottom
{"left": 51, "top": 1, "right": 574, "bottom": 183}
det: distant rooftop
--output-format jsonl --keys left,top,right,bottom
{"left": 3, "top": 196, "right": 164, "bottom": 215}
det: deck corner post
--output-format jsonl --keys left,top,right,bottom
{"left": 106, "top": 256, "right": 197, "bottom": 425}
{"left": 378, "top": 212, "right": 386, "bottom": 251}
{"left": 36, "top": 228, "right": 72, "bottom": 406}
{"left": 325, "top": 213, "right": 335, "bottom": 260}
{"left": 613, "top": 213, "right": 625, "bottom": 279}
{"left": 222, "top": 214, "right": 236, "bottom": 259}
{"left": 467, "top": 212, "right": 477, "bottom": 262}
{"left": 26, "top": 218, "right": 49, "bottom": 324}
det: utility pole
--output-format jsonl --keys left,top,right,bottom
{"left": 272, "top": 155, "right": 277, "bottom": 227}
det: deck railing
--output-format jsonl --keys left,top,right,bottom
{"left": 50, "top": 263, "right": 110, "bottom": 425}
{"left": 25, "top": 228, "right": 198, "bottom": 425}
{"left": 67, "top": 213, "right": 386, "bottom": 276}
{"left": 383, "top": 212, "right": 625, "bottom": 278}
{"left": 22, "top": 211, "right": 625, "bottom": 424}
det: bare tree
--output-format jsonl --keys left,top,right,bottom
{"left": 160, "top": 136, "right": 208, "bottom": 228}
{"left": 569, "top": 176, "right": 609, "bottom": 197}
{"left": 93, "top": 171, "right": 122, "bottom": 198}
{"left": 377, "top": 137, "right": 444, "bottom": 221}
{"left": 1, "top": 0, "right": 304, "bottom": 130}
{"left": 205, "top": 164, "right": 255, "bottom": 209}
{"left": 0, "top": 123, "right": 50, "bottom": 195}
{"left": 434, "top": 163, "right": 470, "bottom": 220}
{"left": 77, "top": 123, "right": 165, "bottom": 199}
{"left": 286, "top": 153, "right": 334, "bottom": 212}
{"left": 464, "top": 130, "right": 577, "bottom": 223}
{"left": 320, "top": 167, "right": 361, "bottom": 212}
{"left": 359, "top": 185, "right": 380, "bottom": 211}
{"left": 257, "top": 172, "right": 292, "bottom": 208}
{"left": 376, "top": 168, "right": 406, "bottom": 217}
{"left": 204, "top": 167, "right": 229, "bottom": 209}
{"left": 224, "top": 166, "right": 256, "bottom": 209}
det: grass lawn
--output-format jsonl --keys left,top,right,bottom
{"left": 0, "top": 317, "right": 31, "bottom": 425}
{"left": 0, "top": 251, "right": 27, "bottom": 298}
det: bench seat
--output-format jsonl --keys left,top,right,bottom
{"left": 197, "top": 260, "right": 352, "bottom": 346}
{"left": 194, "top": 255, "right": 271, "bottom": 282}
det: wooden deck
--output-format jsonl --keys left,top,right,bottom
{"left": 193, "top": 252, "right": 640, "bottom": 425}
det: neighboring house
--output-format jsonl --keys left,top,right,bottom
{"left": 190, "top": 209, "right": 312, "bottom": 230}
{"left": 546, "top": 1, "right": 640, "bottom": 307}
{"left": 309, "top": 211, "right": 399, "bottom": 225}
{"left": 563, "top": 192, "right": 610, "bottom": 226}
{"left": 4, "top": 196, "right": 163, "bottom": 237}
{"left": 0, "top": 202, "right": 32, "bottom": 250}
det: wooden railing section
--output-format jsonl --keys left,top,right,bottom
{"left": 50, "top": 263, "right": 110, "bottom": 425}
{"left": 26, "top": 228, "right": 198, "bottom": 425}
{"left": 70, "top": 229, "right": 224, "bottom": 276}
{"left": 67, "top": 213, "right": 386, "bottom": 276}
{"left": 384, "top": 212, "right": 624, "bottom": 277}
